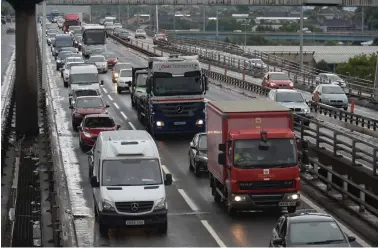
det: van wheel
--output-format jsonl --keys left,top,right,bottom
{"left": 212, "top": 183, "right": 221, "bottom": 203}
{"left": 287, "top": 206, "right": 296, "bottom": 213}
{"left": 99, "top": 223, "right": 109, "bottom": 238}
{"left": 64, "top": 81, "right": 68, "bottom": 88}
{"left": 157, "top": 221, "right": 168, "bottom": 235}
{"left": 72, "top": 122, "right": 78, "bottom": 132}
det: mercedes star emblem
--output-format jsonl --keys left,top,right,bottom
{"left": 177, "top": 105, "right": 183, "bottom": 113}
{"left": 131, "top": 203, "right": 139, "bottom": 211}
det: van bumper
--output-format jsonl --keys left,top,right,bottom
{"left": 98, "top": 209, "right": 167, "bottom": 228}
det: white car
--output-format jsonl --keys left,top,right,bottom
{"left": 87, "top": 55, "right": 108, "bottom": 73}
{"left": 117, "top": 69, "right": 133, "bottom": 94}
{"left": 135, "top": 29, "right": 147, "bottom": 39}
{"left": 62, "top": 62, "right": 86, "bottom": 87}
{"left": 316, "top": 73, "right": 346, "bottom": 89}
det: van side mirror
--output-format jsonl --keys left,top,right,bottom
{"left": 218, "top": 153, "right": 226, "bottom": 165}
{"left": 347, "top": 236, "right": 356, "bottom": 243}
{"left": 100, "top": 80, "right": 104, "bottom": 85}
{"left": 106, "top": 104, "right": 110, "bottom": 108}
{"left": 78, "top": 126, "right": 83, "bottom": 131}
{"left": 272, "top": 238, "right": 282, "bottom": 245}
{"left": 69, "top": 106, "right": 74, "bottom": 109}
{"left": 116, "top": 124, "right": 121, "bottom": 130}
{"left": 164, "top": 173, "right": 173, "bottom": 185}
{"left": 90, "top": 176, "right": 100, "bottom": 187}
{"left": 218, "top": 143, "right": 226, "bottom": 152}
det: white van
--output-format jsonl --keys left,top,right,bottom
{"left": 69, "top": 64, "right": 104, "bottom": 95}
{"left": 88, "top": 130, "right": 173, "bottom": 237}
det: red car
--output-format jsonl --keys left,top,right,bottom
{"left": 262, "top": 72, "right": 294, "bottom": 89}
{"left": 78, "top": 114, "right": 120, "bottom": 150}
{"left": 153, "top": 34, "right": 168, "bottom": 45}
{"left": 103, "top": 52, "right": 118, "bottom": 69}
{"left": 69, "top": 96, "right": 109, "bottom": 131}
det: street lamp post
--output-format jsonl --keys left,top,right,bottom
{"left": 216, "top": 6, "right": 219, "bottom": 39}
{"left": 300, "top": 6, "right": 304, "bottom": 76}
{"left": 242, "top": 18, "right": 250, "bottom": 51}
{"left": 156, "top": 5, "right": 159, "bottom": 33}
{"left": 374, "top": 52, "right": 378, "bottom": 102}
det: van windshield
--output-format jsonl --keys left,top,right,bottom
{"left": 233, "top": 138, "right": 297, "bottom": 168}
{"left": 70, "top": 73, "right": 98, "bottom": 83}
{"left": 102, "top": 159, "right": 163, "bottom": 186}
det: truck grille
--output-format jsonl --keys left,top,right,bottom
{"left": 154, "top": 102, "right": 204, "bottom": 119}
{"left": 115, "top": 201, "right": 154, "bottom": 213}
{"left": 239, "top": 180, "right": 295, "bottom": 190}
{"left": 249, "top": 194, "right": 284, "bottom": 206}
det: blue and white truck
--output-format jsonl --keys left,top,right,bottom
{"left": 134, "top": 55, "right": 208, "bottom": 138}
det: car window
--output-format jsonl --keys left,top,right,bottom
{"left": 74, "top": 89, "right": 99, "bottom": 97}
{"left": 289, "top": 221, "right": 345, "bottom": 245}
{"left": 120, "top": 70, "right": 132, "bottom": 77}
{"left": 85, "top": 117, "right": 115, "bottom": 128}
{"left": 279, "top": 218, "right": 287, "bottom": 238}
{"left": 192, "top": 134, "right": 199, "bottom": 147}
{"left": 270, "top": 73, "right": 290, "bottom": 81}
{"left": 198, "top": 135, "right": 207, "bottom": 150}
{"left": 76, "top": 98, "right": 104, "bottom": 108}
{"left": 89, "top": 56, "right": 106, "bottom": 62}
{"left": 136, "top": 74, "right": 147, "bottom": 87}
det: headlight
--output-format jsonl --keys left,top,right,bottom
{"left": 196, "top": 119, "right": 204, "bottom": 125}
{"left": 289, "top": 82, "right": 294, "bottom": 87}
{"left": 156, "top": 121, "right": 164, "bottom": 127}
{"left": 303, "top": 108, "right": 310, "bottom": 113}
{"left": 287, "top": 193, "right": 300, "bottom": 200}
{"left": 270, "top": 82, "right": 276, "bottom": 86}
{"left": 102, "top": 200, "right": 115, "bottom": 211}
{"left": 57, "top": 59, "right": 61, "bottom": 63}
{"left": 83, "top": 131, "right": 91, "bottom": 138}
{"left": 114, "top": 73, "right": 119, "bottom": 78}
{"left": 154, "top": 197, "right": 166, "bottom": 210}
{"left": 232, "top": 194, "right": 247, "bottom": 202}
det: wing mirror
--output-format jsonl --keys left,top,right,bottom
{"left": 272, "top": 238, "right": 282, "bottom": 245}
{"left": 190, "top": 142, "right": 196, "bottom": 149}
{"left": 86, "top": 150, "right": 94, "bottom": 155}
{"left": 347, "top": 236, "right": 356, "bottom": 243}
{"left": 164, "top": 173, "right": 173, "bottom": 186}
{"left": 78, "top": 126, "right": 83, "bottom": 131}
{"left": 106, "top": 104, "right": 110, "bottom": 108}
{"left": 69, "top": 106, "right": 74, "bottom": 109}
{"left": 218, "top": 153, "right": 226, "bottom": 165}
{"left": 116, "top": 124, "right": 121, "bottom": 130}
{"left": 100, "top": 80, "right": 104, "bottom": 85}
{"left": 90, "top": 176, "right": 100, "bottom": 187}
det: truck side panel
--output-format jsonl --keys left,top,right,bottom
{"left": 207, "top": 103, "right": 225, "bottom": 183}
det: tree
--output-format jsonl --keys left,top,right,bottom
{"left": 336, "top": 54, "right": 377, "bottom": 81}
{"left": 1, "top": 2, "right": 14, "bottom": 16}
{"left": 325, "top": 40, "right": 338, "bottom": 46}
{"left": 315, "top": 60, "right": 329, "bottom": 72}
{"left": 278, "top": 21, "right": 299, "bottom": 32}
{"left": 256, "top": 25, "right": 275, "bottom": 32}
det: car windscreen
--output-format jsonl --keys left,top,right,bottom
{"left": 70, "top": 73, "right": 98, "bottom": 83}
{"left": 58, "top": 52, "right": 74, "bottom": 59}
{"left": 84, "top": 117, "right": 115, "bottom": 128}
{"left": 120, "top": 70, "right": 132, "bottom": 77}
{"left": 136, "top": 74, "right": 147, "bottom": 87}
{"left": 276, "top": 92, "right": 304, "bottom": 102}
{"left": 327, "top": 75, "right": 343, "bottom": 81}
{"left": 198, "top": 135, "right": 207, "bottom": 150}
{"left": 322, "top": 86, "right": 344, "bottom": 94}
{"left": 89, "top": 56, "right": 106, "bottom": 62}
{"left": 102, "top": 159, "right": 163, "bottom": 186}
{"left": 115, "top": 64, "right": 132, "bottom": 72}
{"left": 74, "top": 89, "right": 98, "bottom": 97}
{"left": 289, "top": 221, "right": 345, "bottom": 245}
{"left": 76, "top": 98, "right": 104, "bottom": 108}
{"left": 103, "top": 53, "right": 116, "bottom": 59}
{"left": 66, "top": 57, "right": 84, "bottom": 63}
{"left": 270, "top": 73, "right": 290, "bottom": 80}
{"left": 55, "top": 36, "right": 72, "bottom": 47}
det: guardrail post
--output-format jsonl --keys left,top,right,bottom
{"left": 208, "top": 64, "right": 211, "bottom": 70}
{"left": 326, "top": 166, "right": 332, "bottom": 191}
{"left": 316, "top": 125, "right": 320, "bottom": 148}
{"left": 154, "top": 47, "right": 156, "bottom": 54}
{"left": 373, "top": 148, "right": 377, "bottom": 176}
{"left": 238, "top": 59, "right": 240, "bottom": 69}
{"left": 352, "top": 140, "right": 357, "bottom": 166}
{"left": 224, "top": 67, "right": 227, "bottom": 76}
{"left": 341, "top": 174, "right": 348, "bottom": 200}
{"left": 333, "top": 132, "right": 339, "bottom": 157}
{"left": 242, "top": 70, "right": 245, "bottom": 82}
{"left": 161, "top": 50, "right": 163, "bottom": 56}
{"left": 359, "top": 184, "right": 365, "bottom": 212}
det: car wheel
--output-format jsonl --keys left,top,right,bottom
{"left": 189, "top": 156, "right": 194, "bottom": 171}
{"left": 117, "top": 87, "right": 122, "bottom": 94}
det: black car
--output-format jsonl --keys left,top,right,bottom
{"left": 56, "top": 52, "right": 74, "bottom": 70}
{"left": 269, "top": 209, "right": 356, "bottom": 247}
{"left": 188, "top": 132, "right": 208, "bottom": 177}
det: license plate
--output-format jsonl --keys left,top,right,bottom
{"left": 174, "top": 122, "right": 186, "bottom": 125}
{"left": 126, "top": 220, "right": 145, "bottom": 225}
{"left": 279, "top": 202, "right": 297, "bottom": 207}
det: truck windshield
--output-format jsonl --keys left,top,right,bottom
{"left": 233, "top": 138, "right": 297, "bottom": 168}
{"left": 154, "top": 76, "right": 203, "bottom": 96}
{"left": 136, "top": 74, "right": 147, "bottom": 87}
{"left": 83, "top": 30, "right": 106, "bottom": 45}
{"left": 102, "top": 159, "right": 163, "bottom": 186}
{"left": 56, "top": 37, "right": 73, "bottom": 48}
{"left": 65, "top": 20, "right": 80, "bottom": 26}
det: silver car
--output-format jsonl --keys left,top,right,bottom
{"left": 316, "top": 73, "right": 346, "bottom": 89}
{"left": 87, "top": 55, "right": 108, "bottom": 73}
{"left": 135, "top": 29, "right": 147, "bottom": 39}
{"left": 267, "top": 89, "right": 311, "bottom": 126}
{"left": 313, "top": 84, "right": 348, "bottom": 110}
{"left": 244, "top": 58, "right": 268, "bottom": 71}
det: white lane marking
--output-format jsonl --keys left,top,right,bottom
{"left": 102, "top": 87, "right": 108, "bottom": 93}
{"left": 113, "top": 103, "right": 120, "bottom": 109}
{"left": 108, "top": 95, "right": 114, "bottom": 101}
{"left": 120, "top": 111, "right": 128, "bottom": 120}
{"left": 205, "top": 98, "right": 210, "bottom": 102}
{"left": 128, "top": 122, "right": 136, "bottom": 130}
{"left": 201, "top": 220, "right": 227, "bottom": 248}
{"left": 177, "top": 189, "right": 199, "bottom": 212}
{"left": 161, "top": 165, "right": 175, "bottom": 182}
{"left": 301, "top": 194, "right": 371, "bottom": 247}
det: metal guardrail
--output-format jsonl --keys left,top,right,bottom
{"left": 163, "top": 36, "right": 376, "bottom": 100}
{"left": 110, "top": 33, "right": 378, "bottom": 176}
{"left": 109, "top": 34, "right": 378, "bottom": 226}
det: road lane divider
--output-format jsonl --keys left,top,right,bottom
{"left": 113, "top": 103, "right": 120, "bottom": 109}
{"left": 120, "top": 111, "right": 128, "bottom": 120}
{"left": 108, "top": 95, "right": 113, "bottom": 101}
{"left": 128, "top": 122, "right": 136, "bottom": 130}
{"left": 201, "top": 220, "right": 227, "bottom": 248}
{"left": 177, "top": 189, "right": 199, "bottom": 212}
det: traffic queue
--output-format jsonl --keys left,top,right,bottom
{"left": 42, "top": 19, "right": 357, "bottom": 246}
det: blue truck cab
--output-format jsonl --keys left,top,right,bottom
{"left": 143, "top": 55, "right": 209, "bottom": 138}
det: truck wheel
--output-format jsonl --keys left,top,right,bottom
{"left": 99, "top": 223, "right": 109, "bottom": 238}
{"left": 287, "top": 206, "right": 296, "bottom": 213}
{"left": 212, "top": 183, "right": 221, "bottom": 203}
{"left": 157, "top": 221, "right": 168, "bottom": 235}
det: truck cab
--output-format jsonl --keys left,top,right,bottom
{"left": 140, "top": 55, "right": 209, "bottom": 138}
{"left": 89, "top": 130, "right": 173, "bottom": 237}
{"left": 207, "top": 100, "right": 301, "bottom": 215}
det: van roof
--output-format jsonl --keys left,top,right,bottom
{"left": 210, "top": 99, "right": 289, "bottom": 113}
{"left": 99, "top": 130, "right": 159, "bottom": 159}
{"left": 70, "top": 65, "right": 98, "bottom": 74}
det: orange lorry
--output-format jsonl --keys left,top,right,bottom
{"left": 207, "top": 99, "right": 301, "bottom": 214}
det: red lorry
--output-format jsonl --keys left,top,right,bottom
{"left": 207, "top": 99, "right": 300, "bottom": 215}
{"left": 63, "top": 14, "right": 81, "bottom": 33}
